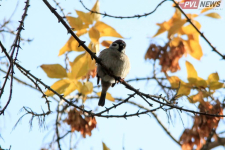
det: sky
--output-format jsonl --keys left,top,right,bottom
{"left": 0, "top": 0, "right": 225, "bottom": 150}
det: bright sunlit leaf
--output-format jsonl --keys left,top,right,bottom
{"left": 167, "top": 76, "right": 180, "bottom": 88}
{"left": 207, "top": 72, "right": 224, "bottom": 90}
{"left": 58, "top": 36, "right": 85, "bottom": 56}
{"left": 88, "top": 27, "right": 100, "bottom": 43}
{"left": 180, "top": 20, "right": 201, "bottom": 35}
{"left": 186, "top": 61, "right": 197, "bottom": 84}
{"left": 153, "top": 22, "right": 170, "bottom": 37}
{"left": 188, "top": 92, "right": 204, "bottom": 103}
{"left": 41, "top": 64, "right": 67, "bottom": 78}
{"left": 76, "top": 10, "right": 93, "bottom": 24}
{"left": 90, "top": 0, "right": 100, "bottom": 21}
{"left": 188, "top": 39, "right": 203, "bottom": 60}
{"left": 45, "top": 79, "right": 70, "bottom": 96}
{"left": 205, "top": 12, "right": 221, "bottom": 19}
{"left": 77, "top": 81, "right": 93, "bottom": 95}
{"left": 170, "top": 37, "right": 182, "bottom": 47}
{"left": 88, "top": 42, "right": 99, "bottom": 53}
{"left": 196, "top": 77, "right": 207, "bottom": 88}
{"left": 71, "top": 52, "right": 96, "bottom": 79}
{"left": 63, "top": 80, "right": 78, "bottom": 96}
{"left": 76, "top": 29, "right": 88, "bottom": 37}
{"left": 101, "top": 40, "right": 112, "bottom": 48}
{"left": 94, "top": 21, "right": 123, "bottom": 38}
{"left": 168, "top": 19, "right": 186, "bottom": 38}
{"left": 177, "top": 81, "right": 191, "bottom": 97}
{"left": 66, "top": 16, "right": 89, "bottom": 31}
{"left": 96, "top": 92, "right": 115, "bottom": 102}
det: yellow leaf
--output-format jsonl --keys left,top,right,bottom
{"left": 180, "top": 20, "right": 201, "bottom": 35}
{"left": 96, "top": 92, "right": 115, "bottom": 102}
{"left": 196, "top": 77, "right": 207, "bottom": 88}
{"left": 45, "top": 79, "right": 70, "bottom": 96}
{"left": 41, "top": 64, "right": 67, "bottom": 78}
{"left": 208, "top": 72, "right": 219, "bottom": 83}
{"left": 170, "top": 37, "right": 182, "bottom": 47}
{"left": 66, "top": 16, "right": 89, "bottom": 31}
{"left": 88, "top": 27, "right": 100, "bottom": 43}
{"left": 168, "top": 19, "right": 186, "bottom": 38}
{"left": 177, "top": 81, "right": 191, "bottom": 97}
{"left": 58, "top": 36, "right": 85, "bottom": 56}
{"left": 90, "top": 0, "right": 100, "bottom": 21}
{"left": 94, "top": 21, "right": 123, "bottom": 38}
{"left": 88, "top": 42, "right": 99, "bottom": 53}
{"left": 201, "top": 8, "right": 213, "bottom": 13}
{"left": 64, "top": 80, "right": 78, "bottom": 96}
{"left": 188, "top": 39, "right": 203, "bottom": 60}
{"left": 167, "top": 76, "right": 180, "bottom": 88}
{"left": 71, "top": 52, "right": 95, "bottom": 79}
{"left": 76, "top": 10, "right": 93, "bottom": 24}
{"left": 101, "top": 40, "right": 113, "bottom": 47}
{"left": 205, "top": 12, "right": 221, "bottom": 19}
{"left": 153, "top": 22, "right": 170, "bottom": 37}
{"left": 188, "top": 92, "right": 204, "bottom": 103}
{"left": 207, "top": 72, "right": 224, "bottom": 90}
{"left": 78, "top": 81, "right": 93, "bottom": 95}
{"left": 102, "top": 142, "right": 110, "bottom": 150}
{"left": 76, "top": 29, "right": 88, "bottom": 37}
{"left": 185, "top": 61, "right": 197, "bottom": 84}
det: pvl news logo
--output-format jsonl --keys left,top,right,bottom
{"left": 179, "top": 0, "right": 222, "bottom": 9}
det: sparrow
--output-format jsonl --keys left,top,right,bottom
{"left": 97, "top": 39, "right": 130, "bottom": 106}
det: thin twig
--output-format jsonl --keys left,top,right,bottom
{"left": 79, "top": 0, "right": 169, "bottom": 19}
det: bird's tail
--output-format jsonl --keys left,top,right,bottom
{"left": 98, "top": 81, "right": 111, "bottom": 106}
{"left": 98, "top": 92, "right": 106, "bottom": 106}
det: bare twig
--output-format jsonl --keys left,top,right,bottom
{"left": 79, "top": 0, "right": 169, "bottom": 19}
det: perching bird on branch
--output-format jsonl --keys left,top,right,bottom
{"left": 97, "top": 39, "right": 130, "bottom": 106}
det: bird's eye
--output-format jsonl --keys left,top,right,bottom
{"left": 112, "top": 43, "right": 117, "bottom": 46}
{"left": 120, "top": 44, "right": 124, "bottom": 47}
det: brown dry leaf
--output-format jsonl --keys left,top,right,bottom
{"left": 101, "top": 40, "right": 113, "bottom": 47}
{"left": 64, "top": 108, "right": 97, "bottom": 138}
{"left": 76, "top": 10, "right": 93, "bottom": 24}
{"left": 205, "top": 12, "right": 221, "bottom": 19}
{"left": 41, "top": 64, "right": 67, "bottom": 78}
{"left": 94, "top": 21, "right": 123, "bottom": 38}
{"left": 58, "top": 36, "right": 85, "bottom": 56}
{"left": 96, "top": 92, "right": 115, "bottom": 102}
{"left": 66, "top": 16, "right": 89, "bottom": 31}
{"left": 88, "top": 27, "right": 100, "bottom": 44}
{"left": 45, "top": 79, "right": 70, "bottom": 96}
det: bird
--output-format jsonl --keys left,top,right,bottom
{"left": 97, "top": 39, "right": 130, "bottom": 106}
